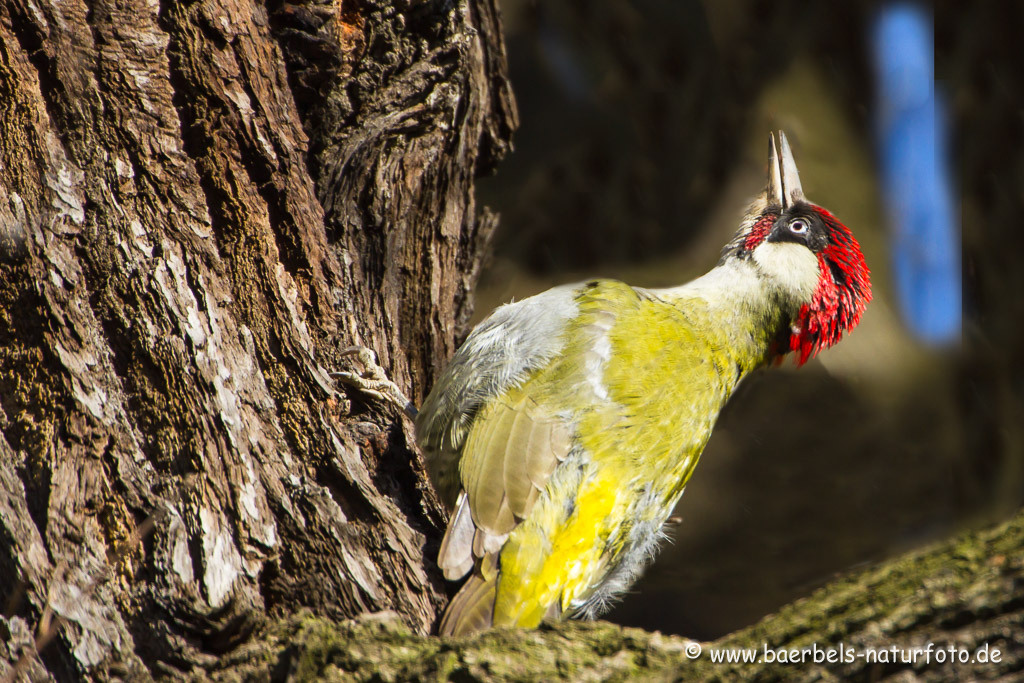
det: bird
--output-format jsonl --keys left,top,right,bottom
{"left": 414, "top": 131, "right": 872, "bottom": 637}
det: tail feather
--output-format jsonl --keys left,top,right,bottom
{"left": 437, "top": 571, "right": 497, "bottom": 637}
{"left": 438, "top": 492, "right": 475, "bottom": 580}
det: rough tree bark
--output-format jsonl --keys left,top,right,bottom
{"left": 0, "top": 0, "right": 514, "bottom": 678}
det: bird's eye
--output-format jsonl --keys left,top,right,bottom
{"left": 789, "top": 218, "right": 809, "bottom": 235}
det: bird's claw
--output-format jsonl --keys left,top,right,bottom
{"left": 333, "top": 346, "right": 417, "bottom": 418}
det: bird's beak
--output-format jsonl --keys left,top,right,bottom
{"left": 767, "top": 131, "right": 805, "bottom": 210}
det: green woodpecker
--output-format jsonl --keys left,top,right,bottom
{"left": 416, "top": 132, "right": 871, "bottom": 636}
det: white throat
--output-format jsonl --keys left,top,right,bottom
{"left": 750, "top": 242, "right": 820, "bottom": 304}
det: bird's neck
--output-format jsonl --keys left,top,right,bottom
{"left": 649, "top": 258, "right": 800, "bottom": 372}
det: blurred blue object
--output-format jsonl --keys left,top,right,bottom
{"left": 872, "top": 4, "right": 961, "bottom": 344}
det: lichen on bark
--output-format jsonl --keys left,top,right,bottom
{"left": 0, "top": 0, "right": 513, "bottom": 677}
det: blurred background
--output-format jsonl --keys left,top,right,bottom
{"left": 474, "top": 1, "right": 1023, "bottom": 639}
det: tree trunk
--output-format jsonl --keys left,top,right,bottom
{"left": 0, "top": 0, "right": 515, "bottom": 678}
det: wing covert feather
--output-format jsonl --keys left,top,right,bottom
{"left": 416, "top": 284, "right": 580, "bottom": 509}
{"left": 460, "top": 392, "right": 573, "bottom": 540}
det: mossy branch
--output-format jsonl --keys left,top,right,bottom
{"left": 188, "top": 508, "right": 1024, "bottom": 681}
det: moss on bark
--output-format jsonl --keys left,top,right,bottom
{"left": 189, "top": 508, "right": 1024, "bottom": 681}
